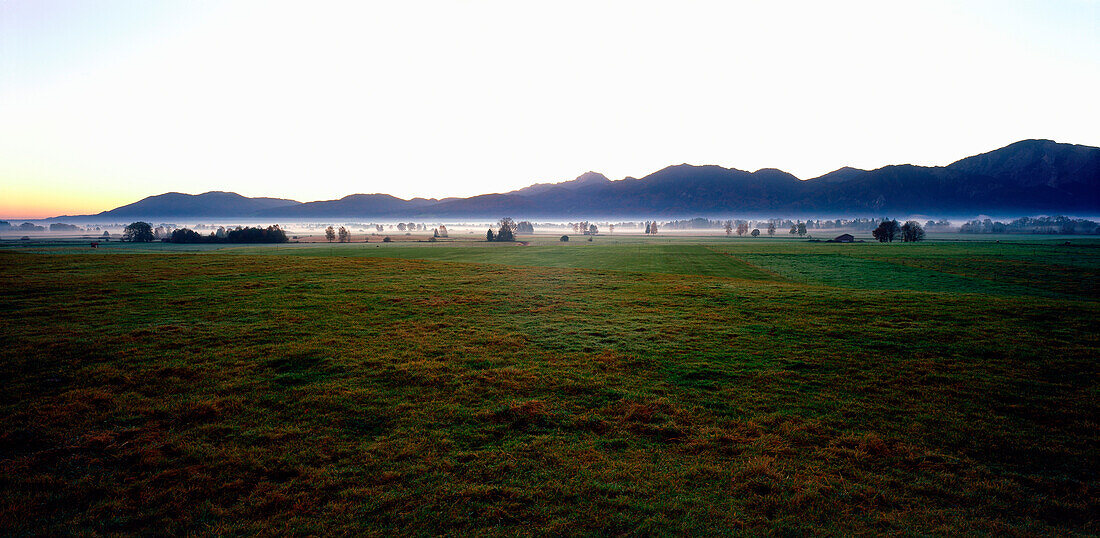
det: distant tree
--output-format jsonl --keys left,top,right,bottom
{"left": 789, "top": 224, "right": 797, "bottom": 235}
{"left": 516, "top": 221, "right": 534, "bottom": 234}
{"left": 101, "top": 231, "right": 110, "bottom": 241}
{"left": 325, "top": 226, "right": 336, "bottom": 242}
{"left": 433, "top": 228, "right": 440, "bottom": 238}
{"left": 872, "top": 219, "right": 901, "bottom": 242}
{"left": 338, "top": 226, "right": 350, "bottom": 242}
{"left": 123, "top": 222, "right": 154, "bottom": 242}
{"left": 437, "top": 225, "right": 448, "bottom": 237}
{"left": 797, "top": 222, "right": 807, "bottom": 237}
{"left": 645, "top": 222, "right": 651, "bottom": 234}
{"left": 724, "top": 220, "right": 733, "bottom": 236}
{"left": 486, "top": 228, "right": 496, "bottom": 242}
{"left": 751, "top": 228, "right": 760, "bottom": 237}
{"left": 216, "top": 226, "right": 227, "bottom": 239}
{"left": 588, "top": 224, "right": 598, "bottom": 235}
{"left": 407, "top": 222, "right": 416, "bottom": 232}
{"left": 223, "top": 225, "right": 289, "bottom": 243}
{"left": 168, "top": 228, "right": 205, "bottom": 243}
{"left": 560, "top": 235, "right": 569, "bottom": 242}
{"left": 375, "top": 224, "right": 384, "bottom": 232}
{"left": 649, "top": 221, "right": 658, "bottom": 234}
{"left": 737, "top": 222, "right": 749, "bottom": 236}
{"left": 925, "top": 220, "right": 936, "bottom": 229}
{"left": 497, "top": 217, "right": 517, "bottom": 241}
{"left": 767, "top": 222, "right": 776, "bottom": 235}
{"left": 901, "top": 220, "right": 925, "bottom": 242}
{"left": 608, "top": 223, "right": 614, "bottom": 235}
{"left": 397, "top": 223, "right": 406, "bottom": 232}
{"left": 383, "top": 236, "right": 392, "bottom": 242}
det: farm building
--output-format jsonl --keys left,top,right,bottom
{"left": 830, "top": 233, "right": 855, "bottom": 243}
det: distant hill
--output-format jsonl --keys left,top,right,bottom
{"left": 67, "top": 139, "right": 1099, "bottom": 220}
{"left": 807, "top": 167, "right": 869, "bottom": 184}
{"left": 807, "top": 140, "right": 1100, "bottom": 214}
{"left": 510, "top": 171, "right": 612, "bottom": 196}
{"left": 87, "top": 191, "right": 300, "bottom": 218}
{"left": 253, "top": 194, "right": 439, "bottom": 218}
{"left": 411, "top": 139, "right": 1097, "bottom": 217}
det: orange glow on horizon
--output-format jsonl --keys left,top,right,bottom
{"left": 0, "top": 184, "right": 131, "bottom": 220}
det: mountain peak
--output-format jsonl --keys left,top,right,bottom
{"left": 752, "top": 168, "right": 801, "bottom": 181}
{"left": 808, "top": 166, "right": 869, "bottom": 183}
{"left": 90, "top": 191, "right": 300, "bottom": 218}
{"left": 574, "top": 171, "right": 609, "bottom": 183}
{"left": 947, "top": 138, "right": 1100, "bottom": 189}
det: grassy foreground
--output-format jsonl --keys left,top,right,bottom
{"left": 1, "top": 239, "right": 1097, "bottom": 534}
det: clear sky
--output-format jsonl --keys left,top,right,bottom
{"left": 1, "top": 0, "right": 1097, "bottom": 218}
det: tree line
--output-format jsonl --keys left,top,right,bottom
{"left": 871, "top": 220, "right": 924, "bottom": 242}
{"left": 960, "top": 216, "right": 1100, "bottom": 235}
{"left": 121, "top": 222, "right": 288, "bottom": 243}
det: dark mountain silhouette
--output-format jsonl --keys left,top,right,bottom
{"left": 946, "top": 139, "right": 1099, "bottom": 188}
{"left": 510, "top": 171, "right": 612, "bottom": 196}
{"left": 806, "top": 140, "right": 1100, "bottom": 214}
{"left": 86, "top": 191, "right": 300, "bottom": 218}
{"left": 67, "top": 139, "right": 1099, "bottom": 220}
{"left": 253, "top": 194, "right": 440, "bottom": 218}
{"left": 808, "top": 166, "right": 869, "bottom": 183}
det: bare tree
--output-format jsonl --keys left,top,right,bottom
{"left": 325, "top": 226, "right": 336, "bottom": 242}
{"left": 497, "top": 217, "right": 517, "bottom": 241}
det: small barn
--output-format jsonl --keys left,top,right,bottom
{"left": 831, "top": 233, "right": 855, "bottom": 243}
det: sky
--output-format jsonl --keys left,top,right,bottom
{"left": 1, "top": 0, "right": 1097, "bottom": 218}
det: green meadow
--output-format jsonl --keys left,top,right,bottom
{"left": 1, "top": 236, "right": 1097, "bottom": 534}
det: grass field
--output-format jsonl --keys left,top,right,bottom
{"left": 1, "top": 237, "right": 1097, "bottom": 534}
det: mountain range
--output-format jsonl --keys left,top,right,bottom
{"left": 65, "top": 139, "right": 1100, "bottom": 220}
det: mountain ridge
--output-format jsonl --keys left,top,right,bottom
{"left": 55, "top": 139, "right": 1100, "bottom": 219}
